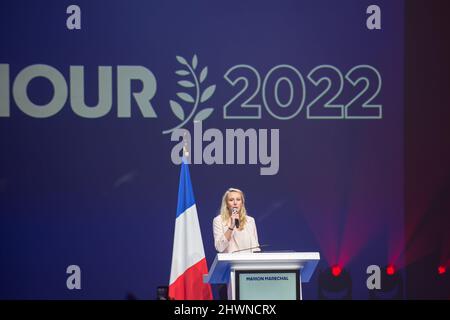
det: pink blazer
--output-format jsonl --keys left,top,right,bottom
{"left": 213, "top": 215, "right": 260, "bottom": 253}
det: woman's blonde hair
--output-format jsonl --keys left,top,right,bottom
{"left": 219, "top": 187, "right": 248, "bottom": 229}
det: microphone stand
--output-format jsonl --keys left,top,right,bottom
{"left": 232, "top": 244, "right": 269, "bottom": 253}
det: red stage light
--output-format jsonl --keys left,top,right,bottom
{"left": 438, "top": 266, "right": 446, "bottom": 275}
{"left": 386, "top": 264, "right": 396, "bottom": 275}
{"left": 331, "top": 265, "right": 342, "bottom": 277}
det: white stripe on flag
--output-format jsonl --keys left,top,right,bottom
{"left": 169, "top": 204, "right": 206, "bottom": 284}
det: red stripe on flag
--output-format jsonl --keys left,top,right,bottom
{"left": 168, "top": 258, "right": 213, "bottom": 300}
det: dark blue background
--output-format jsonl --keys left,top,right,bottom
{"left": 0, "top": 0, "right": 403, "bottom": 299}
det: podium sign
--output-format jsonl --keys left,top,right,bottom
{"left": 236, "top": 270, "right": 299, "bottom": 300}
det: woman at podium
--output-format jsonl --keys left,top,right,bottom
{"left": 213, "top": 188, "right": 261, "bottom": 253}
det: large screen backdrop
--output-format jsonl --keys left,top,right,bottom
{"left": 0, "top": 0, "right": 403, "bottom": 299}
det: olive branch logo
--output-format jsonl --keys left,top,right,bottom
{"left": 162, "top": 54, "right": 216, "bottom": 134}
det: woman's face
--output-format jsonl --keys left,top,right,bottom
{"left": 227, "top": 191, "right": 243, "bottom": 214}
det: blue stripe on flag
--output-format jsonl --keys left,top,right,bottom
{"left": 176, "top": 159, "right": 196, "bottom": 218}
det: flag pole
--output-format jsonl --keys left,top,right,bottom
{"left": 183, "top": 131, "right": 190, "bottom": 159}
{"left": 168, "top": 130, "right": 213, "bottom": 300}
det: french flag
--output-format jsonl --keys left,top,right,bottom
{"left": 168, "top": 159, "right": 213, "bottom": 300}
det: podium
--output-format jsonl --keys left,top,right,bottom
{"left": 204, "top": 252, "right": 320, "bottom": 300}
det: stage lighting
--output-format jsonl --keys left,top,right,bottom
{"left": 386, "top": 264, "right": 395, "bottom": 276}
{"left": 437, "top": 265, "right": 446, "bottom": 275}
{"left": 318, "top": 265, "right": 352, "bottom": 300}
{"left": 434, "top": 264, "right": 450, "bottom": 298}
{"left": 331, "top": 265, "right": 342, "bottom": 277}
{"left": 156, "top": 286, "right": 169, "bottom": 300}
{"left": 405, "top": 255, "right": 450, "bottom": 299}
{"left": 369, "top": 265, "right": 404, "bottom": 300}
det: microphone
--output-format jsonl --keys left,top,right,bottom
{"left": 232, "top": 208, "right": 239, "bottom": 228}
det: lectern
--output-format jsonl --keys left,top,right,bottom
{"left": 204, "top": 252, "right": 320, "bottom": 300}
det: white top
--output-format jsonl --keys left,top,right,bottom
{"left": 213, "top": 215, "right": 260, "bottom": 253}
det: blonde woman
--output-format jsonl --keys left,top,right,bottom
{"left": 213, "top": 188, "right": 260, "bottom": 253}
